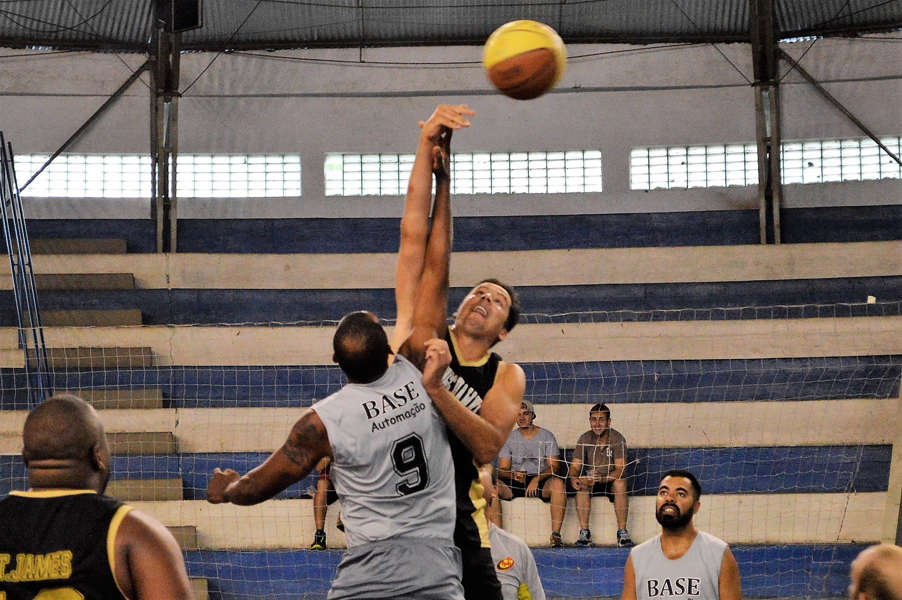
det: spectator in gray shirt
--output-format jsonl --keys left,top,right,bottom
{"left": 496, "top": 401, "right": 568, "bottom": 548}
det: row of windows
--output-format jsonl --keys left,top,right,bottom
{"left": 631, "top": 138, "right": 902, "bottom": 190}
{"left": 13, "top": 137, "right": 902, "bottom": 198}
{"left": 14, "top": 154, "right": 302, "bottom": 199}
{"left": 324, "top": 151, "right": 603, "bottom": 196}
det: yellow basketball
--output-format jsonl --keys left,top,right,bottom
{"left": 482, "top": 20, "right": 567, "bottom": 100}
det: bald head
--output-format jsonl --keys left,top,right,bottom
{"left": 850, "top": 544, "right": 902, "bottom": 600}
{"left": 332, "top": 311, "right": 392, "bottom": 384}
{"left": 22, "top": 394, "right": 111, "bottom": 492}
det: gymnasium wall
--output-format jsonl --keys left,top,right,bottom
{"left": 1, "top": 34, "right": 901, "bottom": 600}
{"left": 1, "top": 34, "right": 900, "bottom": 224}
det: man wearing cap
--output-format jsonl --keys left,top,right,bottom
{"left": 496, "top": 401, "right": 568, "bottom": 547}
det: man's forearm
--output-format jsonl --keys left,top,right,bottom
{"left": 536, "top": 464, "right": 554, "bottom": 483}
{"left": 425, "top": 383, "right": 506, "bottom": 464}
{"left": 221, "top": 470, "right": 275, "bottom": 506}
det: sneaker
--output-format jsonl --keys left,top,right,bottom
{"left": 575, "top": 528, "right": 594, "bottom": 547}
{"left": 310, "top": 529, "right": 326, "bottom": 550}
{"left": 617, "top": 529, "right": 634, "bottom": 548}
{"left": 550, "top": 532, "right": 563, "bottom": 548}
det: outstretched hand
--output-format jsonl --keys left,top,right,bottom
{"left": 422, "top": 338, "right": 452, "bottom": 392}
{"left": 418, "top": 104, "right": 476, "bottom": 145}
{"left": 207, "top": 467, "right": 240, "bottom": 504}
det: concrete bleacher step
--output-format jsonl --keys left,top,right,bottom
{"left": 37, "top": 309, "right": 143, "bottom": 327}
{"left": 108, "top": 432, "right": 178, "bottom": 455}
{"left": 34, "top": 273, "right": 135, "bottom": 291}
{"left": 29, "top": 239, "right": 128, "bottom": 255}
{"left": 106, "top": 479, "right": 183, "bottom": 502}
{"left": 75, "top": 388, "right": 164, "bottom": 409}
{"left": 169, "top": 525, "right": 200, "bottom": 551}
{"left": 190, "top": 578, "right": 209, "bottom": 600}
{"left": 29, "top": 347, "right": 154, "bottom": 368}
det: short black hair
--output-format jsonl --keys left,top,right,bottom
{"left": 333, "top": 311, "right": 392, "bottom": 384}
{"left": 589, "top": 403, "right": 610, "bottom": 418}
{"left": 479, "top": 278, "right": 520, "bottom": 333}
{"left": 661, "top": 469, "right": 702, "bottom": 501}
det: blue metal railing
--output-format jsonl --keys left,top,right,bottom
{"left": 0, "top": 133, "right": 50, "bottom": 404}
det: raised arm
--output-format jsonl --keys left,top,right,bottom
{"left": 207, "top": 409, "right": 332, "bottom": 506}
{"left": 115, "top": 509, "right": 194, "bottom": 600}
{"left": 393, "top": 104, "right": 474, "bottom": 355}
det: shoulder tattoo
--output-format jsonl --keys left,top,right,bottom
{"left": 281, "top": 419, "right": 321, "bottom": 470}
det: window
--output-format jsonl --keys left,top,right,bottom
{"left": 781, "top": 138, "right": 902, "bottom": 184}
{"left": 176, "top": 155, "right": 301, "bottom": 198}
{"left": 14, "top": 154, "right": 152, "bottom": 198}
{"left": 324, "top": 150, "right": 602, "bottom": 196}
{"left": 630, "top": 136, "right": 902, "bottom": 190}
{"left": 324, "top": 153, "right": 414, "bottom": 197}
{"left": 630, "top": 144, "right": 757, "bottom": 190}
{"left": 14, "top": 154, "right": 302, "bottom": 198}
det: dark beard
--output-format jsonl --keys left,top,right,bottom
{"left": 656, "top": 504, "right": 693, "bottom": 530}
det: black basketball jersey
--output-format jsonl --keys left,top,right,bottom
{"left": 0, "top": 490, "right": 131, "bottom": 600}
{"left": 443, "top": 328, "right": 502, "bottom": 550}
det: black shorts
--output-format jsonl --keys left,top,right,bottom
{"left": 567, "top": 479, "right": 616, "bottom": 502}
{"left": 325, "top": 489, "right": 339, "bottom": 505}
{"left": 314, "top": 475, "right": 339, "bottom": 505}
{"left": 499, "top": 475, "right": 553, "bottom": 503}
{"left": 460, "top": 546, "right": 502, "bottom": 600}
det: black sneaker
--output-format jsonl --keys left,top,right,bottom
{"left": 310, "top": 529, "right": 326, "bottom": 550}
{"left": 617, "top": 529, "right": 634, "bottom": 548}
{"left": 550, "top": 532, "right": 563, "bottom": 548}
{"left": 575, "top": 528, "right": 594, "bottom": 547}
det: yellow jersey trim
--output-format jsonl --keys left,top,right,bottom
{"left": 11, "top": 490, "right": 97, "bottom": 498}
{"left": 107, "top": 505, "right": 133, "bottom": 599}
{"left": 449, "top": 328, "right": 491, "bottom": 368}
{"left": 468, "top": 474, "right": 491, "bottom": 548}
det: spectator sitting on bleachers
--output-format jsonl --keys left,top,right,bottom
{"left": 567, "top": 403, "right": 633, "bottom": 547}
{"left": 496, "top": 401, "right": 567, "bottom": 548}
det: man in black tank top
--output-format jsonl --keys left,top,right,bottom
{"left": 394, "top": 104, "right": 527, "bottom": 600}
{"left": 0, "top": 395, "right": 193, "bottom": 600}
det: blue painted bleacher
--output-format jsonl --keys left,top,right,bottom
{"left": 22, "top": 205, "right": 902, "bottom": 253}
{"left": 1, "top": 355, "right": 896, "bottom": 409}
{"left": 3, "top": 206, "right": 898, "bottom": 599}
{"left": 183, "top": 544, "right": 868, "bottom": 600}
{"left": 0, "top": 444, "right": 891, "bottom": 499}
{"left": 1, "top": 278, "right": 899, "bottom": 326}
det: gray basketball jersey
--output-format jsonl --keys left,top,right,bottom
{"left": 489, "top": 525, "right": 546, "bottom": 600}
{"left": 312, "top": 355, "right": 456, "bottom": 548}
{"left": 631, "top": 531, "right": 727, "bottom": 600}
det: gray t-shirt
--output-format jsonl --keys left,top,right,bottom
{"left": 489, "top": 525, "right": 546, "bottom": 600}
{"left": 630, "top": 531, "right": 727, "bottom": 600}
{"left": 573, "top": 427, "right": 627, "bottom": 480}
{"left": 312, "top": 355, "right": 456, "bottom": 548}
{"left": 499, "top": 427, "right": 560, "bottom": 476}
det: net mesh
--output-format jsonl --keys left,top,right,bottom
{"left": 0, "top": 306, "right": 899, "bottom": 599}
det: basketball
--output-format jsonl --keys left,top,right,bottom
{"left": 482, "top": 20, "right": 567, "bottom": 100}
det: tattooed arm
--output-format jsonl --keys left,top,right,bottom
{"left": 207, "top": 410, "right": 332, "bottom": 505}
